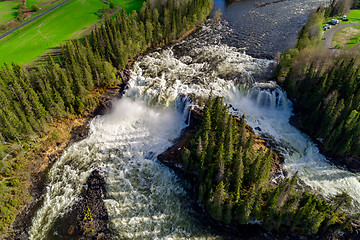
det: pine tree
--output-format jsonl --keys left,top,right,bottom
{"left": 211, "top": 181, "right": 225, "bottom": 221}
{"left": 215, "top": 143, "right": 225, "bottom": 184}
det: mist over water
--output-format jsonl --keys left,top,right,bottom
{"left": 29, "top": 96, "right": 218, "bottom": 239}
{"left": 129, "top": 32, "right": 360, "bottom": 213}
{"left": 28, "top": 0, "right": 360, "bottom": 238}
{"left": 227, "top": 88, "right": 360, "bottom": 213}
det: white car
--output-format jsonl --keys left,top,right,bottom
{"left": 330, "top": 19, "right": 339, "bottom": 25}
{"left": 323, "top": 24, "right": 331, "bottom": 30}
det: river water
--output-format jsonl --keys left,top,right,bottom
{"left": 28, "top": 0, "right": 360, "bottom": 239}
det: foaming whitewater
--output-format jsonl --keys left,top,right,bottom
{"left": 29, "top": 97, "right": 216, "bottom": 239}
{"left": 128, "top": 27, "right": 360, "bottom": 213}
{"left": 29, "top": 20, "right": 360, "bottom": 239}
{"left": 227, "top": 88, "right": 360, "bottom": 213}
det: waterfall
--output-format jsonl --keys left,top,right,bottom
{"left": 29, "top": 20, "right": 360, "bottom": 239}
{"left": 29, "top": 96, "right": 214, "bottom": 239}
{"left": 227, "top": 87, "right": 360, "bottom": 213}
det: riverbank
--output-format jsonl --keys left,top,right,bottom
{"left": 2, "top": 1, "right": 216, "bottom": 236}
{"left": 2, "top": 80, "right": 127, "bottom": 239}
{"left": 288, "top": 104, "right": 360, "bottom": 173}
{"left": 157, "top": 105, "right": 360, "bottom": 240}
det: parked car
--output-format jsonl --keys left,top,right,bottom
{"left": 323, "top": 24, "right": 331, "bottom": 30}
{"left": 330, "top": 19, "right": 339, "bottom": 25}
{"left": 343, "top": 18, "right": 349, "bottom": 21}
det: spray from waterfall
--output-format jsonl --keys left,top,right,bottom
{"left": 28, "top": 21, "right": 360, "bottom": 239}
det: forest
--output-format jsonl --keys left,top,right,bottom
{"left": 276, "top": 2, "right": 360, "bottom": 159}
{"left": 0, "top": 0, "right": 213, "bottom": 233}
{"left": 179, "top": 96, "right": 350, "bottom": 235}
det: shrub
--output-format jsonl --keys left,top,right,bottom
{"left": 31, "top": 4, "right": 39, "bottom": 12}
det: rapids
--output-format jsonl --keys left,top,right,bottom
{"left": 28, "top": 0, "right": 360, "bottom": 239}
{"left": 128, "top": 34, "right": 360, "bottom": 213}
{"left": 29, "top": 97, "right": 216, "bottom": 239}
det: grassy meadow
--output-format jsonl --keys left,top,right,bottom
{"left": 111, "top": 0, "right": 144, "bottom": 13}
{"left": 332, "top": 25, "right": 360, "bottom": 49}
{"left": 0, "top": 0, "right": 145, "bottom": 65}
{"left": 0, "top": 0, "right": 106, "bottom": 65}
{"left": 348, "top": 9, "right": 360, "bottom": 18}
{"left": 26, "top": 0, "right": 55, "bottom": 8}
{"left": 0, "top": 2, "right": 19, "bottom": 25}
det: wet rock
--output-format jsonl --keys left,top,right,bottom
{"left": 77, "top": 170, "right": 108, "bottom": 239}
{"left": 49, "top": 170, "right": 109, "bottom": 240}
{"left": 255, "top": 127, "right": 262, "bottom": 131}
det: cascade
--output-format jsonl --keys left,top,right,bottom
{"left": 29, "top": 16, "right": 360, "bottom": 239}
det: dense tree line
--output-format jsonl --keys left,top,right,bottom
{"left": 276, "top": 4, "right": 360, "bottom": 158}
{"left": 0, "top": 42, "right": 117, "bottom": 143}
{"left": 0, "top": 0, "right": 213, "bottom": 154}
{"left": 281, "top": 58, "right": 360, "bottom": 157}
{"left": 89, "top": 0, "right": 212, "bottom": 68}
{"left": 0, "top": 0, "right": 214, "bottom": 233}
{"left": 181, "top": 97, "right": 347, "bottom": 234}
{"left": 354, "top": 0, "right": 360, "bottom": 9}
{"left": 295, "top": 7, "right": 324, "bottom": 51}
{"left": 328, "top": 0, "right": 354, "bottom": 16}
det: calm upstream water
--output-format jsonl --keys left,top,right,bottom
{"left": 213, "top": 0, "right": 326, "bottom": 59}
{"left": 28, "top": 0, "right": 360, "bottom": 239}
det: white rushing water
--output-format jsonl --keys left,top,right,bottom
{"left": 29, "top": 23, "right": 360, "bottom": 239}
{"left": 128, "top": 35, "right": 360, "bottom": 213}
{"left": 29, "top": 96, "right": 217, "bottom": 239}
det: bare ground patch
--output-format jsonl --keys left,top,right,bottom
{"left": 332, "top": 26, "right": 360, "bottom": 49}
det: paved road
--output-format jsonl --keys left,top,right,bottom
{"left": 0, "top": 0, "right": 71, "bottom": 41}
{"left": 323, "top": 23, "right": 360, "bottom": 49}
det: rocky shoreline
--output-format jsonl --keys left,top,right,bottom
{"left": 3, "top": 10, "right": 213, "bottom": 238}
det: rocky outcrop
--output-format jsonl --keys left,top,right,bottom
{"left": 50, "top": 170, "right": 109, "bottom": 240}
{"left": 74, "top": 170, "right": 109, "bottom": 239}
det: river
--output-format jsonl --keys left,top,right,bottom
{"left": 28, "top": 0, "right": 360, "bottom": 239}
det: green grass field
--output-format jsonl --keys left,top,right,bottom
{"left": 0, "top": 0, "right": 106, "bottom": 65}
{"left": 0, "top": 2, "right": 19, "bottom": 25}
{"left": 346, "top": 9, "right": 360, "bottom": 24}
{"left": 111, "top": 0, "right": 143, "bottom": 13}
{"left": 26, "top": 0, "right": 55, "bottom": 8}
{"left": 348, "top": 9, "right": 360, "bottom": 18}
{"left": 332, "top": 25, "right": 360, "bottom": 49}
{"left": 0, "top": 0, "right": 145, "bottom": 65}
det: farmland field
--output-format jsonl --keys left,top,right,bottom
{"left": 111, "top": 0, "right": 144, "bottom": 13}
{"left": 0, "top": 2, "right": 19, "bottom": 25}
{"left": 26, "top": 0, "right": 56, "bottom": 8}
{"left": 0, "top": 0, "right": 145, "bottom": 65}
{"left": 0, "top": 0, "right": 105, "bottom": 65}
